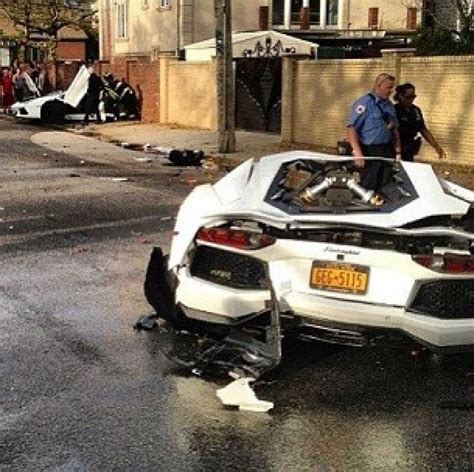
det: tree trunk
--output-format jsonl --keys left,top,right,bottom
{"left": 47, "top": 35, "right": 59, "bottom": 90}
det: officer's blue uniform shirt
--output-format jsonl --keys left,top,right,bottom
{"left": 347, "top": 93, "right": 398, "bottom": 145}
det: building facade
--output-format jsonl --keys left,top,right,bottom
{"left": 272, "top": 0, "right": 422, "bottom": 31}
{"left": 99, "top": 0, "right": 269, "bottom": 61}
{"left": 0, "top": 15, "right": 88, "bottom": 67}
{"left": 100, "top": 0, "right": 430, "bottom": 63}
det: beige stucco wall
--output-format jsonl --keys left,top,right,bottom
{"left": 160, "top": 57, "right": 217, "bottom": 129}
{"left": 193, "top": 0, "right": 269, "bottom": 43}
{"left": 282, "top": 55, "right": 474, "bottom": 164}
{"left": 112, "top": 0, "right": 176, "bottom": 56}
{"left": 343, "top": 0, "right": 419, "bottom": 30}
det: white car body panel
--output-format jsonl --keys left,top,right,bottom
{"left": 11, "top": 66, "right": 89, "bottom": 121}
{"left": 64, "top": 65, "right": 90, "bottom": 107}
{"left": 165, "top": 152, "right": 473, "bottom": 351}
{"left": 11, "top": 92, "right": 63, "bottom": 119}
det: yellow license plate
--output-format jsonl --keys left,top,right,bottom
{"left": 310, "top": 261, "right": 369, "bottom": 294}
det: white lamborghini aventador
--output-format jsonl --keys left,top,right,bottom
{"left": 10, "top": 65, "right": 92, "bottom": 124}
{"left": 145, "top": 152, "right": 473, "bottom": 360}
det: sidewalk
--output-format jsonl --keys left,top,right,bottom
{"left": 74, "top": 121, "right": 288, "bottom": 169}
{"left": 74, "top": 121, "right": 474, "bottom": 189}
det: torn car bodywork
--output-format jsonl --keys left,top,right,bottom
{"left": 145, "top": 152, "right": 474, "bottom": 372}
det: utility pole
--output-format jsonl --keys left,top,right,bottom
{"left": 215, "top": 0, "right": 236, "bottom": 153}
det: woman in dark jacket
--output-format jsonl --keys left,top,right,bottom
{"left": 394, "top": 83, "right": 446, "bottom": 161}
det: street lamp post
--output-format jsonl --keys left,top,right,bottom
{"left": 215, "top": 0, "right": 236, "bottom": 153}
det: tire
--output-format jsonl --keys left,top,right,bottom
{"left": 40, "top": 100, "right": 66, "bottom": 125}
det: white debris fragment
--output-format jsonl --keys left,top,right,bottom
{"left": 155, "top": 146, "right": 173, "bottom": 155}
{"left": 134, "top": 156, "right": 154, "bottom": 162}
{"left": 216, "top": 378, "right": 274, "bottom": 413}
{"left": 99, "top": 177, "right": 130, "bottom": 182}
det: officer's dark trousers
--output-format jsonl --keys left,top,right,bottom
{"left": 84, "top": 94, "right": 101, "bottom": 124}
{"left": 359, "top": 143, "right": 393, "bottom": 190}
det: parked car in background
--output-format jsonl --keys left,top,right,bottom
{"left": 145, "top": 152, "right": 474, "bottom": 369}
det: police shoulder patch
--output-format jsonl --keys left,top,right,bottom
{"left": 355, "top": 104, "right": 366, "bottom": 114}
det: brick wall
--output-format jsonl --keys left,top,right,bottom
{"left": 159, "top": 56, "right": 217, "bottom": 129}
{"left": 56, "top": 41, "right": 86, "bottom": 61}
{"left": 399, "top": 56, "right": 473, "bottom": 162}
{"left": 282, "top": 55, "right": 474, "bottom": 164}
{"left": 282, "top": 57, "right": 382, "bottom": 151}
{"left": 99, "top": 57, "right": 160, "bottom": 122}
{"left": 45, "top": 61, "right": 83, "bottom": 92}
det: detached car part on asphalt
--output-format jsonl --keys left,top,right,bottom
{"left": 145, "top": 152, "right": 474, "bottom": 376}
{"left": 10, "top": 66, "right": 138, "bottom": 124}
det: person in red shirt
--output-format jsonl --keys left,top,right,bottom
{"left": 2, "top": 68, "right": 14, "bottom": 114}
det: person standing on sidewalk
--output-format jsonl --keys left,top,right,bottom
{"left": 346, "top": 73, "right": 402, "bottom": 190}
{"left": 1, "top": 68, "right": 14, "bottom": 114}
{"left": 83, "top": 63, "right": 104, "bottom": 125}
{"left": 12, "top": 66, "right": 23, "bottom": 102}
{"left": 394, "top": 82, "right": 446, "bottom": 162}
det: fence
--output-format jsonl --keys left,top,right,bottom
{"left": 159, "top": 56, "right": 217, "bottom": 129}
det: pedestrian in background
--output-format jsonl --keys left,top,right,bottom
{"left": 12, "top": 66, "right": 23, "bottom": 102}
{"left": 346, "top": 73, "right": 402, "bottom": 190}
{"left": 83, "top": 62, "right": 104, "bottom": 125}
{"left": 1, "top": 68, "right": 14, "bottom": 113}
{"left": 394, "top": 83, "right": 446, "bottom": 161}
{"left": 36, "top": 64, "right": 46, "bottom": 95}
{"left": 15, "top": 63, "right": 40, "bottom": 101}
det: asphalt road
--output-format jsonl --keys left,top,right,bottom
{"left": 0, "top": 119, "right": 473, "bottom": 472}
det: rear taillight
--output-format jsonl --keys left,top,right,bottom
{"left": 196, "top": 227, "right": 276, "bottom": 250}
{"left": 412, "top": 254, "right": 474, "bottom": 273}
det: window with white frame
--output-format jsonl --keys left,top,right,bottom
{"left": 160, "top": 0, "right": 171, "bottom": 8}
{"left": 116, "top": 0, "right": 128, "bottom": 38}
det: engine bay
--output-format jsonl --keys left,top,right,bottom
{"left": 265, "top": 159, "right": 418, "bottom": 213}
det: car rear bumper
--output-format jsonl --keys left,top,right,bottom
{"left": 176, "top": 270, "right": 474, "bottom": 351}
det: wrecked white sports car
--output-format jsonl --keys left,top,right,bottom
{"left": 11, "top": 66, "right": 138, "bottom": 124}
{"left": 11, "top": 66, "right": 92, "bottom": 123}
{"left": 145, "top": 152, "right": 473, "bottom": 377}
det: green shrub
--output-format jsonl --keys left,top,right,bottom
{"left": 412, "top": 27, "right": 474, "bottom": 55}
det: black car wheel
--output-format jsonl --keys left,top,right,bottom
{"left": 41, "top": 100, "right": 66, "bottom": 124}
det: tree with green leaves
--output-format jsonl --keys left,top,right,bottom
{"left": 0, "top": 0, "right": 96, "bottom": 62}
{"left": 403, "top": 0, "right": 473, "bottom": 54}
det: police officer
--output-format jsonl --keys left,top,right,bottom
{"left": 347, "top": 73, "right": 402, "bottom": 190}
{"left": 83, "top": 62, "right": 104, "bottom": 125}
{"left": 394, "top": 83, "right": 446, "bottom": 161}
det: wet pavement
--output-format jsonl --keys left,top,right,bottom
{"left": 1, "top": 118, "right": 473, "bottom": 471}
